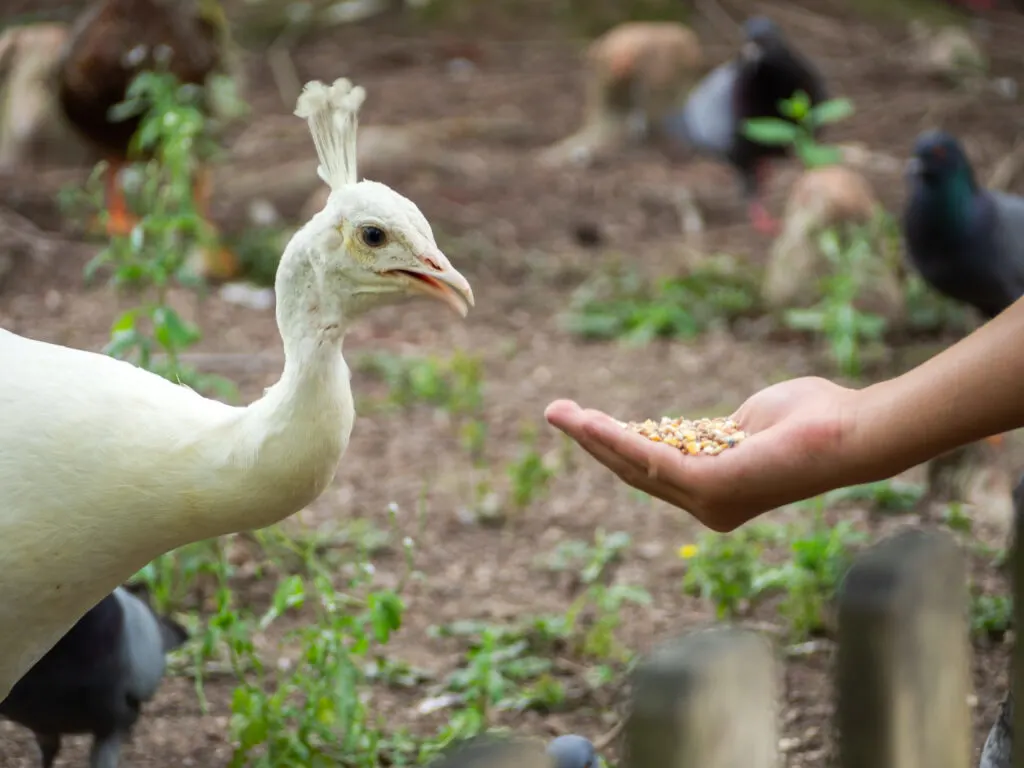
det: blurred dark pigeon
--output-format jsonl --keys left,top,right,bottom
{"left": 902, "top": 130, "right": 1024, "bottom": 320}
{"left": 546, "top": 734, "right": 598, "bottom": 768}
{"left": 0, "top": 584, "right": 188, "bottom": 768}
{"left": 657, "top": 15, "right": 829, "bottom": 235}
{"left": 427, "top": 732, "right": 598, "bottom": 768}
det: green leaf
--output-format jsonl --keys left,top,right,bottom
{"left": 742, "top": 118, "right": 800, "bottom": 146}
{"left": 369, "top": 591, "right": 404, "bottom": 643}
{"left": 83, "top": 249, "right": 112, "bottom": 282}
{"left": 797, "top": 143, "right": 843, "bottom": 168}
{"left": 152, "top": 306, "right": 201, "bottom": 350}
{"left": 809, "top": 98, "right": 855, "bottom": 126}
{"left": 103, "top": 328, "right": 143, "bottom": 359}
{"left": 111, "top": 309, "right": 139, "bottom": 335}
{"left": 107, "top": 98, "right": 145, "bottom": 123}
{"left": 784, "top": 308, "right": 826, "bottom": 332}
{"left": 778, "top": 90, "right": 810, "bottom": 121}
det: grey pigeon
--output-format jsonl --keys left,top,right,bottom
{"left": 0, "top": 584, "right": 188, "bottom": 768}
{"left": 657, "top": 15, "right": 829, "bottom": 235}
{"left": 981, "top": 689, "right": 1013, "bottom": 768}
{"left": 427, "top": 732, "right": 598, "bottom": 768}
{"left": 903, "top": 130, "right": 1024, "bottom": 319}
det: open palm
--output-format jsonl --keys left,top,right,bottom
{"left": 545, "top": 377, "right": 862, "bottom": 531}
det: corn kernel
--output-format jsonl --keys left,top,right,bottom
{"left": 623, "top": 414, "right": 747, "bottom": 456}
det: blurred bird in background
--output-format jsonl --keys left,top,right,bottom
{"left": 56, "top": 0, "right": 242, "bottom": 279}
{"left": 656, "top": 16, "right": 829, "bottom": 235}
{"left": 0, "top": 584, "right": 187, "bottom": 768}
{"left": 428, "top": 732, "right": 600, "bottom": 768}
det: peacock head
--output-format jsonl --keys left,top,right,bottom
{"left": 282, "top": 78, "right": 474, "bottom": 328}
{"left": 905, "top": 129, "right": 976, "bottom": 191}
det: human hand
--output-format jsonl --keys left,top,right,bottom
{"left": 544, "top": 377, "right": 865, "bottom": 531}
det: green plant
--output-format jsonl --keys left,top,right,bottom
{"left": 542, "top": 530, "right": 650, "bottom": 661}
{"left": 940, "top": 502, "right": 973, "bottom": 533}
{"left": 743, "top": 91, "right": 854, "bottom": 168}
{"left": 680, "top": 525, "right": 781, "bottom": 618}
{"left": 143, "top": 507, "right": 424, "bottom": 764}
{"left": 228, "top": 561, "right": 407, "bottom": 766}
{"left": 567, "top": 582, "right": 651, "bottom": 661}
{"left": 758, "top": 512, "right": 866, "bottom": 640}
{"left": 563, "top": 257, "right": 759, "bottom": 343}
{"left": 784, "top": 223, "right": 889, "bottom": 377}
{"left": 545, "top": 529, "right": 632, "bottom": 584}
{"left": 815, "top": 478, "right": 925, "bottom": 513}
{"left": 357, "top": 350, "right": 485, "bottom": 417}
{"left": 903, "top": 272, "right": 972, "bottom": 334}
{"left": 971, "top": 592, "right": 1011, "bottom": 641}
{"left": 506, "top": 426, "right": 556, "bottom": 510}
{"left": 440, "top": 623, "right": 567, "bottom": 726}
{"left": 72, "top": 69, "right": 236, "bottom": 398}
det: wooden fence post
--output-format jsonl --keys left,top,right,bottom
{"left": 1012, "top": 477, "right": 1024, "bottom": 768}
{"left": 835, "top": 527, "right": 971, "bottom": 768}
{"left": 625, "top": 626, "right": 779, "bottom": 768}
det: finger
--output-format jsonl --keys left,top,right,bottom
{"left": 580, "top": 414, "right": 696, "bottom": 484}
{"left": 574, "top": 437, "right": 639, "bottom": 478}
{"left": 547, "top": 404, "right": 700, "bottom": 512}
{"left": 573, "top": 437, "right": 691, "bottom": 509}
{"left": 563, "top": 417, "right": 671, "bottom": 487}
{"left": 544, "top": 399, "right": 584, "bottom": 430}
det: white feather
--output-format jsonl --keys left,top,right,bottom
{"left": 0, "top": 74, "right": 473, "bottom": 699}
{"left": 294, "top": 77, "right": 365, "bottom": 190}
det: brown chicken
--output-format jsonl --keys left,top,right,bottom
{"left": 57, "top": 0, "right": 238, "bottom": 279}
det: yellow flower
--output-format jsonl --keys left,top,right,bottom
{"left": 678, "top": 544, "right": 699, "bottom": 560}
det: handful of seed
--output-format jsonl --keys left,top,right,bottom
{"left": 620, "top": 416, "right": 747, "bottom": 456}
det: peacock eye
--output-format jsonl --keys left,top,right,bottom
{"left": 360, "top": 226, "right": 388, "bottom": 248}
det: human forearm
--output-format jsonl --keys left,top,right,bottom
{"left": 847, "top": 296, "right": 1024, "bottom": 482}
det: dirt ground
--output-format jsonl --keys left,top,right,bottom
{"left": 2, "top": 0, "right": 1024, "bottom": 765}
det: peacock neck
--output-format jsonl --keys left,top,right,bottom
{"left": 183, "top": 247, "right": 356, "bottom": 541}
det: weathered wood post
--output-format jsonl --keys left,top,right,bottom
{"left": 625, "top": 626, "right": 779, "bottom": 768}
{"left": 1012, "top": 477, "right": 1024, "bottom": 768}
{"left": 836, "top": 527, "right": 971, "bottom": 768}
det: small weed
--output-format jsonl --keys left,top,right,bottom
{"left": 759, "top": 511, "right": 866, "bottom": 640}
{"left": 784, "top": 222, "right": 890, "bottom": 378}
{"left": 566, "top": 582, "right": 651, "bottom": 661}
{"left": 743, "top": 91, "right": 854, "bottom": 169}
{"left": 506, "top": 426, "right": 556, "bottom": 511}
{"left": 543, "top": 530, "right": 650, "bottom": 661}
{"left": 357, "top": 350, "right": 485, "bottom": 417}
{"left": 903, "top": 272, "right": 972, "bottom": 334}
{"left": 971, "top": 592, "right": 1012, "bottom": 641}
{"left": 681, "top": 510, "right": 864, "bottom": 639}
{"left": 429, "top": 616, "right": 578, "bottom": 724}
{"left": 228, "top": 545, "right": 408, "bottom": 767}
{"left": 142, "top": 509, "right": 420, "bottom": 765}
{"left": 563, "top": 256, "right": 759, "bottom": 343}
{"left": 940, "top": 502, "right": 973, "bottom": 533}
{"left": 680, "top": 524, "right": 781, "bottom": 619}
{"left": 70, "top": 69, "right": 236, "bottom": 398}
{"left": 545, "top": 529, "right": 632, "bottom": 585}
{"left": 816, "top": 478, "right": 925, "bottom": 513}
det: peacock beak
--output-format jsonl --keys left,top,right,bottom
{"left": 387, "top": 253, "right": 474, "bottom": 317}
{"left": 904, "top": 156, "right": 923, "bottom": 179}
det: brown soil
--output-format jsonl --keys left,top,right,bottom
{"left": 2, "top": 0, "right": 1024, "bottom": 766}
